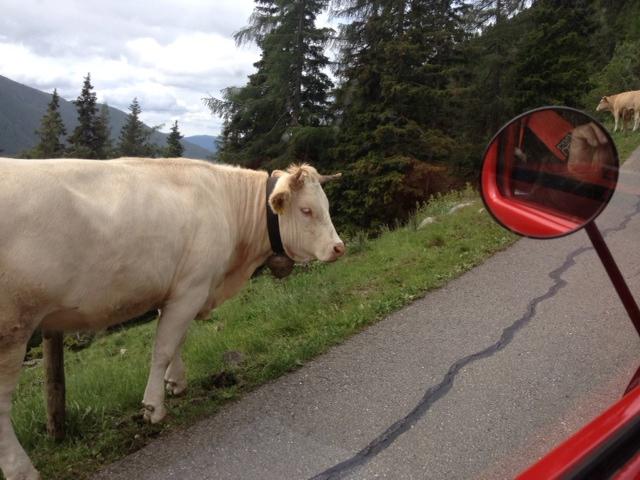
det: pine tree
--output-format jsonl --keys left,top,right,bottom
{"left": 207, "top": 0, "right": 333, "bottom": 168}
{"left": 32, "top": 89, "right": 67, "bottom": 158}
{"left": 332, "top": 0, "right": 467, "bottom": 160}
{"left": 94, "top": 103, "right": 113, "bottom": 159}
{"left": 67, "top": 73, "right": 99, "bottom": 158}
{"left": 165, "top": 120, "right": 184, "bottom": 157}
{"left": 465, "top": 0, "right": 528, "bottom": 27}
{"left": 328, "top": 0, "right": 466, "bottom": 228}
{"left": 462, "top": 0, "right": 530, "bottom": 137}
{"left": 512, "top": 0, "right": 601, "bottom": 112}
{"left": 118, "top": 98, "right": 155, "bottom": 157}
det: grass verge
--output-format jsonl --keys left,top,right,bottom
{"left": 9, "top": 188, "right": 516, "bottom": 479}
{"left": 608, "top": 125, "right": 639, "bottom": 161}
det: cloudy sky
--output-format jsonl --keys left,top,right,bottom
{"left": 0, "top": 0, "right": 267, "bottom": 137}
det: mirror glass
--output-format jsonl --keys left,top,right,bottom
{"left": 480, "top": 107, "right": 619, "bottom": 239}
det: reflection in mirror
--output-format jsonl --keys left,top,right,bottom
{"left": 481, "top": 107, "right": 619, "bottom": 239}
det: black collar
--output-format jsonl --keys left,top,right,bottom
{"left": 266, "top": 176, "right": 287, "bottom": 256}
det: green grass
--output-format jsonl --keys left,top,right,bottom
{"left": 601, "top": 119, "right": 640, "bottom": 161}
{"left": 8, "top": 188, "right": 516, "bottom": 479}
{"left": 611, "top": 128, "right": 640, "bottom": 162}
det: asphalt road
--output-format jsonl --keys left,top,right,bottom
{"left": 94, "top": 151, "right": 640, "bottom": 480}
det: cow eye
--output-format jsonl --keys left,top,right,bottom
{"left": 300, "top": 207, "right": 312, "bottom": 216}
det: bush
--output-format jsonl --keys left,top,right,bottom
{"left": 325, "top": 154, "right": 455, "bottom": 232}
{"left": 587, "top": 39, "right": 640, "bottom": 112}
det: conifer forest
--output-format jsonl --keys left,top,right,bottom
{"left": 208, "top": 0, "right": 640, "bottom": 230}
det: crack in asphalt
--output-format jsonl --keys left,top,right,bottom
{"left": 310, "top": 197, "right": 640, "bottom": 480}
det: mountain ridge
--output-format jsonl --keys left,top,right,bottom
{"left": 183, "top": 135, "right": 219, "bottom": 154}
{"left": 0, "top": 75, "right": 213, "bottom": 159}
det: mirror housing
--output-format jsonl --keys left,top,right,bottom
{"left": 480, "top": 107, "right": 619, "bottom": 239}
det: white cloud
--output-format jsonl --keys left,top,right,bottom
{"left": 0, "top": 0, "right": 260, "bottom": 137}
{"left": 125, "top": 33, "right": 259, "bottom": 79}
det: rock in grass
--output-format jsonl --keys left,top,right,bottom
{"left": 448, "top": 201, "right": 474, "bottom": 215}
{"left": 418, "top": 217, "right": 435, "bottom": 229}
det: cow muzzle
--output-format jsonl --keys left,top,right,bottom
{"left": 326, "top": 241, "right": 346, "bottom": 262}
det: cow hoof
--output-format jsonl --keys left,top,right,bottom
{"left": 142, "top": 403, "right": 167, "bottom": 424}
{"left": 165, "top": 379, "right": 187, "bottom": 396}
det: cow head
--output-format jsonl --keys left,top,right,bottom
{"left": 268, "top": 164, "right": 345, "bottom": 263}
{"left": 596, "top": 96, "right": 611, "bottom": 112}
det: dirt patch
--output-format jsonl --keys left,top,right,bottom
{"left": 201, "top": 371, "right": 238, "bottom": 390}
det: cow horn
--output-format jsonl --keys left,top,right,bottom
{"left": 319, "top": 173, "right": 342, "bottom": 184}
{"left": 290, "top": 168, "right": 305, "bottom": 190}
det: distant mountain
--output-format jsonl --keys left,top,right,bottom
{"left": 184, "top": 135, "right": 219, "bottom": 154}
{"left": 0, "top": 74, "right": 211, "bottom": 159}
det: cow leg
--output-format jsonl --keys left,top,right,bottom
{"left": 0, "top": 343, "right": 40, "bottom": 480}
{"left": 142, "top": 292, "right": 205, "bottom": 423}
{"left": 164, "top": 347, "right": 187, "bottom": 396}
{"left": 614, "top": 110, "right": 620, "bottom": 132}
{"left": 634, "top": 111, "right": 640, "bottom": 132}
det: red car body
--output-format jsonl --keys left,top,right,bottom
{"left": 517, "top": 384, "right": 640, "bottom": 479}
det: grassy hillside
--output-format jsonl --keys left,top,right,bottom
{"left": 0, "top": 75, "right": 211, "bottom": 159}
{"left": 7, "top": 188, "right": 515, "bottom": 480}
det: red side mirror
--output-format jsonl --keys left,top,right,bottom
{"left": 480, "top": 107, "right": 619, "bottom": 239}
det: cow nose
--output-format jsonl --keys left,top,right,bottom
{"left": 333, "top": 242, "right": 346, "bottom": 257}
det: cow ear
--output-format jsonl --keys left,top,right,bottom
{"left": 269, "top": 189, "right": 291, "bottom": 214}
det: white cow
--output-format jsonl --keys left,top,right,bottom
{"left": 0, "top": 158, "right": 345, "bottom": 480}
{"left": 596, "top": 91, "right": 640, "bottom": 132}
